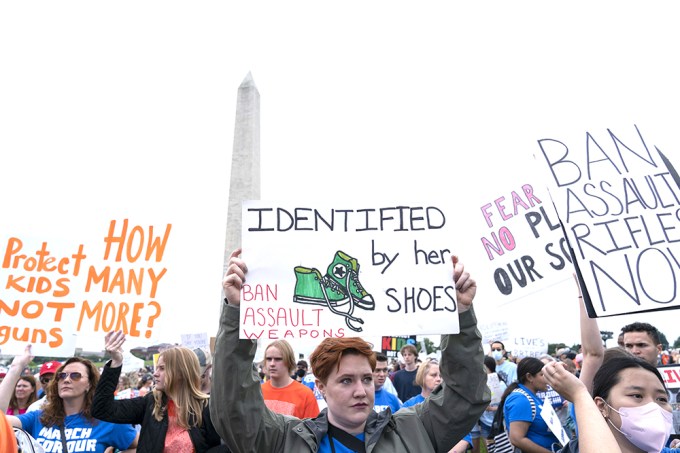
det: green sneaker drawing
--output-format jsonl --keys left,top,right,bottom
{"left": 293, "top": 266, "right": 365, "bottom": 332}
{"left": 326, "top": 251, "right": 375, "bottom": 311}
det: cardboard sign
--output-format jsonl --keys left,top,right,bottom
{"left": 240, "top": 200, "right": 460, "bottom": 339}
{"left": 536, "top": 124, "right": 680, "bottom": 317}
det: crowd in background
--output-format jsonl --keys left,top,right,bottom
{"left": 1, "top": 251, "right": 680, "bottom": 453}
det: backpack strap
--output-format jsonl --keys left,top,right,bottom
{"left": 512, "top": 388, "right": 536, "bottom": 421}
{"left": 60, "top": 424, "right": 69, "bottom": 453}
{"left": 327, "top": 423, "right": 366, "bottom": 453}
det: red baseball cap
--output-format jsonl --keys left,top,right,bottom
{"left": 39, "top": 361, "right": 62, "bottom": 376}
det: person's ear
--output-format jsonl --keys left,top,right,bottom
{"left": 594, "top": 397, "right": 608, "bottom": 417}
{"left": 316, "top": 380, "right": 326, "bottom": 399}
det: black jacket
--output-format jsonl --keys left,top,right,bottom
{"left": 92, "top": 361, "right": 224, "bottom": 453}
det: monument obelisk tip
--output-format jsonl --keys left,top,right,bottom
{"left": 240, "top": 71, "right": 256, "bottom": 89}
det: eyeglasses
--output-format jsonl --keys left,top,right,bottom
{"left": 57, "top": 372, "right": 84, "bottom": 381}
{"left": 491, "top": 348, "right": 503, "bottom": 352}
{"left": 40, "top": 376, "right": 52, "bottom": 385}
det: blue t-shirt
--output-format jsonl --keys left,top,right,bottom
{"left": 536, "top": 385, "right": 565, "bottom": 409}
{"left": 402, "top": 393, "right": 425, "bottom": 408}
{"left": 373, "top": 388, "right": 402, "bottom": 414}
{"left": 504, "top": 384, "right": 559, "bottom": 450}
{"left": 460, "top": 433, "right": 473, "bottom": 448}
{"left": 496, "top": 360, "right": 518, "bottom": 384}
{"left": 17, "top": 411, "right": 137, "bottom": 453}
{"left": 319, "top": 431, "right": 365, "bottom": 453}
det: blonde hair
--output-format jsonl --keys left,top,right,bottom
{"left": 414, "top": 359, "right": 439, "bottom": 387}
{"left": 152, "top": 347, "right": 209, "bottom": 429}
{"left": 264, "top": 340, "right": 296, "bottom": 374}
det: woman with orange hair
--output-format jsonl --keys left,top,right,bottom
{"left": 92, "top": 338, "right": 223, "bottom": 452}
{"left": 210, "top": 249, "right": 489, "bottom": 453}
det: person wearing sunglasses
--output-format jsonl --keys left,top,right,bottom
{"left": 92, "top": 334, "right": 223, "bottom": 453}
{"left": 37, "top": 361, "right": 61, "bottom": 399}
{"left": 0, "top": 346, "right": 139, "bottom": 453}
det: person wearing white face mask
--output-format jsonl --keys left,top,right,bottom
{"left": 489, "top": 341, "right": 517, "bottom": 384}
{"left": 572, "top": 273, "right": 679, "bottom": 452}
{"left": 592, "top": 356, "right": 675, "bottom": 453}
{"left": 546, "top": 354, "right": 678, "bottom": 453}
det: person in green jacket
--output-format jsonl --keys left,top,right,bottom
{"left": 210, "top": 248, "right": 489, "bottom": 453}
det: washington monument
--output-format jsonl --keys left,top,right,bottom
{"left": 224, "top": 72, "right": 260, "bottom": 271}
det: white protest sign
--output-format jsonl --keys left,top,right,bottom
{"left": 240, "top": 201, "right": 460, "bottom": 340}
{"left": 535, "top": 124, "right": 680, "bottom": 317}
{"left": 660, "top": 365, "right": 680, "bottom": 390}
{"left": 475, "top": 180, "right": 572, "bottom": 302}
{"left": 0, "top": 219, "right": 171, "bottom": 356}
{"left": 0, "top": 215, "right": 225, "bottom": 357}
{"left": 180, "top": 332, "right": 209, "bottom": 350}
{"left": 508, "top": 335, "right": 548, "bottom": 359}
{"left": 487, "top": 373, "right": 504, "bottom": 405}
{"left": 540, "top": 397, "right": 570, "bottom": 446}
{"left": 479, "top": 321, "right": 510, "bottom": 347}
{"left": 122, "top": 352, "right": 145, "bottom": 373}
{"left": 115, "top": 388, "right": 135, "bottom": 400}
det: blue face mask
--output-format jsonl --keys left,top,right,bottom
{"left": 491, "top": 350, "right": 503, "bottom": 361}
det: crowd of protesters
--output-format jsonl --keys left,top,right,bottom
{"left": 1, "top": 251, "right": 679, "bottom": 452}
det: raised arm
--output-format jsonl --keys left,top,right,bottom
{"left": 575, "top": 273, "right": 604, "bottom": 395}
{"left": 209, "top": 249, "right": 288, "bottom": 452}
{"left": 543, "top": 361, "right": 620, "bottom": 453}
{"left": 0, "top": 345, "right": 33, "bottom": 428}
{"left": 91, "top": 330, "right": 147, "bottom": 425}
{"left": 409, "top": 256, "right": 490, "bottom": 452}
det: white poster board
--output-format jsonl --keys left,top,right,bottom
{"left": 660, "top": 365, "right": 680, "bottom": 391}
{"left": 0, "top": 217, "right": 225, "bottom": 357}
{"left": 180, "top": 332, "right": 209, "bottom": 350}
{"left": 475, "top": 181, "right": 572, "bottom": 301}
{"left": 535, "top": 124, "right": 680, "bottom": 317}
{"left": 240, "top": 200, "right": 460, "bottom": 339}
{"left": 540, "top": 398, "right": 570, "bottom": 446}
